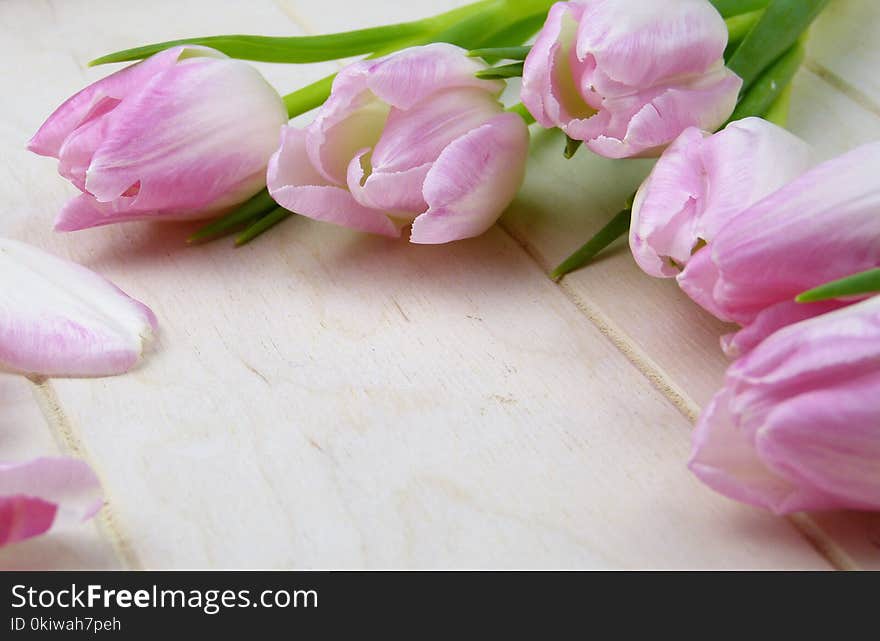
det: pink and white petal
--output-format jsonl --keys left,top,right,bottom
{"left": 371, "top": 88, "right": 503, "bottom": 173}
{"left": 577, "top": 0, "right": 728, "bottom": 88}
{"left": 0, "top": 239, "right": 156, "bottom": 377}
{"left": 688, "top": 388, "right": 836, "bottom": 514}
{"left": 676, "top": 248, "right": 732, "bottom": 322}
{"left": 0, "top": 496, "right": 57, "bottom": 547}
{"left": 365, "top": 43, "right": 503, "bottom": 110}
{"left": 347, "top": 150, "right": 430, "bottom": 215}
{"left": 522, "top": 2, "right": 582, "bottom": 128}
{"left": 720, "top": 299, "right": 847, "bottom": 358}
{"left": 268, "top": 128, "right": 399, "bottom": 237}
{"left": 411, "top": 113, "right": 529, "bottom": 244}
{"left": 586, "top": 67, "right": 741, "bottom": 159}
{"left": 712, "top": 141, "right": 880, "bottom": 323}
{"left": 725, "top": 297, "right": 880, "bottom": 395}
{"left": 0, "top": 457, "right": 103, "bottom": 546}
{"left": 698, "top": 118, "right": 814, "bottom": 241}
{"left": 27, "top": 46, "right": 193, "bottom": 158}
{"left": 85, "top": 57, "right": 286, "bottom": 211}
{"left": 629, "top": 126, "right": 708, "bottom": 276}
{"left": 757, "top": 372, "right": 880, "bottom": 512}
{"left": 307, "top": 91, "right": 390, "bottom": 186}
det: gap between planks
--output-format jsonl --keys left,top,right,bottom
{"left": 28, "top": 377, "right": 143, "bottom": 570}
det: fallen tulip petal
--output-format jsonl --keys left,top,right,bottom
{"left": 0, "top": 239, "right": 157, "bottom": 377}
{"left": 0, "top": 457, "right": 103, "bottom": 547}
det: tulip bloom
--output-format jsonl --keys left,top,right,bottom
{"left": 267, "top": 43, "right": 530, "bottom": 243}
{"left": 630, "top": 117, "right": 813, "bottom": 278}
{"left": 521, "top": 0, "right": 742, "bottom": 159}
{"left": 29, "top": 46, "right": 288, "bottom": 231}
{"left": 0, "top": 239, "right": 156, "bottom": 377}
{"left": 0, "top": 457, "right": 103, "bottom": 547}
{"left": 690, "top": 296, "right": 880, "bottom": 514}
{"left": 681, "top": 141, "right": 880, "bottom": 355}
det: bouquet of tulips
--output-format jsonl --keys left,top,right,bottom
{"left": 3, "top": 0, "right": 879, "bottom": 548}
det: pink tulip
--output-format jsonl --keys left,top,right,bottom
{"left": 690, "top": 296, "right": 880, "bottom": 514}
{"left": 630, "top": 117, "right": 813, "bottom": 278}
{"left": 0, "top": 456, "right": 103, "bottom": 547}
{"left": 267, "top": 43, "right": 530, "bottom": 243}
{"left": 0, "top": 239, "right": 156, "bottom": 377}
{"left": 29, "top": 46, "right": 288, "bottom": 231}
{"left": 521, "top": 0, "right": 742, "bottom": 159}
{"left": 680, "top": 140, "right": 880, "bottom": 355}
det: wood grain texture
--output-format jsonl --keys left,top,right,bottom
{"left": 0, "top": 0, "right": 872, "bottom": 569}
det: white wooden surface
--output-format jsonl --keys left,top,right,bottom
{"left": 0, "top": 0, "right": 877, "bottom": 569}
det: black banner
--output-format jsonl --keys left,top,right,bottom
{"left": 0, "top": 570, "right": 869, "bottom": 635}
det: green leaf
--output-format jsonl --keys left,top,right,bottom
{"left": 727, "top": 0, "right": 830, "bottom": 91}
{"left": 474, "top": 61, "right": 524, "bottom": 79}
{"left": 89, "top": 23, "right": 431, "bottom": 66}
{"left": 727, "top": 38, "right": 804, "bottom": 122}
{"left": 187, "top": 189, "right": 277, "bottom": 244}
{"left": 468, "top": 45, "right": 531, "bottom": 61}
{"left": 550, "top": 209, "right": 631, "bottom": 281}
{"left": 563, "top": 136, "right": 582, "bottom": 159}
{"left": 710, "top": 0, "right": 771, "bottom": 18}
{"left": 235, "top": 208, "right": 294, "bottom": 246}
{"left": 724, "top": 9, "right": 764, "bottom": 59}
{"left": 506, "top": 102, "right": 536, "bottom": 125}
{"left": 796, "top": 268, "right": 880, "bottom": 303}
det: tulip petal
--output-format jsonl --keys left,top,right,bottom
{"left": 0, "top": 457, "right": 103, "bottom": 547}
{"left": 522, "top": 2, "right": 591, "bottom": 129}
{"left": 27, "top": 46, "right": 189, "bottom": 158}
{"left": 576, "top": 0, "right": 729, "bottom": 89}
{"left": 711, "top": 141, "right": 880, "bottom": 325}
{"left": 629, "top": 127, "right": 707, "bottom": 276}
{"left": 84, "top": 56, "right": 286, "bottom": 214}
{"left": 758, "top": 371, "right": 880, "bottom": 511}
{"left": 267, "top": 127, "right": 400, "bottom": 237}
{"left": 720, "top": 299, "right": 847, "bottom": 357}
{"left": 0, "top": 239, "right": 157, "bottom": 377}
{"left": 689, "top": 388, "right": 841, "bottom": 514}
{"left": 585, "top": 67, "right": 742, "bottom": 159}
{"left": 364, "top": 43, "right": 503, "bottom": 110}
{"left": 347, "top": 151, "right": 431, "bottom": 215}
{"left": 411, "top": 112, "right": 529, "bottom": 244}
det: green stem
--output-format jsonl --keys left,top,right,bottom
{"left": 235, "top": 208, "right": 293, "bottom": 246}
{"left": 475, "top": 61, "right": 524, "bottom": 79}
{"left": 797, "top": 268, "right": 880, "bottom": 303}
{"left": 710, "top": 0, "right": 772, "bottom": 18}
{"left": 763, "top": 82, "right": 794, "bottom": 126}
{"left": 550, "top": 209, "right": 631, "bottom": 281}
{"left": 187, "top": 189, "right": 276, "bottom": 244}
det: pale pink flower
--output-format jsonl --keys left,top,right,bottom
{"left": 267, "top": 44, "right": 530, "bottom": 244}
{"left": 29, "top": 46, "right": 287, "bottom": 231}
{"left": 0, "top": 239, "right": 156, "bottom": 377}
{"left": 690, "top": 296, "right": 880, "bottom": 514}
{"left": 521, "top": 0, "right": 741, "bottom": 158}
{"left": 0, "top": 457, "right": 103, "bottom": 547}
